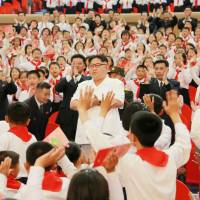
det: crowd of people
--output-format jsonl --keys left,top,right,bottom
{"left": 0, "top": 6, "right": 199, "bottom": 200}
{"left": 1, "top": 0, "right": 200, "bottom": 14}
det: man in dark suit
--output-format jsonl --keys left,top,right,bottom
{"left": 56, "top": 54, "right": 89, "bottom": 141}
{"left": 0, "top": 79, "right": 17, "bottom": 120}
{"left": 178, "top": 7, "right": 197, "bottom": 32}
{"left": 139, "top": 60, "right": 180, "bottom": 100}
{"left": 24, "top": 82, "right": 51, "bottom": 141}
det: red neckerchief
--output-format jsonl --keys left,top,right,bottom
{"left": 31, "top": 60, "right": 42, "bottom": 70}
{"left": 190, "top": 61, "right": 197, "bottom": 67}
{"left": 49, "top": 77, "right": 61, "bottom": 100}
{"left": 42, "top": 171, "right": 63, "bottom": 192}
{"left": 136, "top": 147, "right": 169, "bottom": 167}
{"left": 7, "top": 175, "right": 21, "bottom": 190}
{"left": 9, "top": 126, "right": 32, "bottom": 142}
{"left": 121, "top": 41, "right": 129, "bottom": 51}
{"left": 134, "top": 79, "right": 143, "bottom": 98}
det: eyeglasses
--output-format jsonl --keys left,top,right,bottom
{"left": 89, "top": 63, "right": 107, "bottom": 69}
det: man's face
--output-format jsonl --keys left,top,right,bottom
{"left": 27, "top": 74, "right": 39, "bottom": 87}
{"left": 71, "top": 58, "right": 85, "bottom": 74}
{"left": 36, "top": 88, "right": 50, "bottom": 104}
{"left": 154, "top": 63, "right": 168, "bottom": 80}
{"left": 89, "top": 58, "right": 108, "bottom": 81}
{"left": 18, "top": 13, "right": 25, "bottom": 22}
{"left": 184, "top": 8, "right": 191, "bottom": 18}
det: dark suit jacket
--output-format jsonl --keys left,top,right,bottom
{"left": 24, "top": 96, "right": 51, "bottom": 141}
{"left": 55, "top": 76, "right": 88, "bottom": 139}
{"left": 0, "top": 81, "right": 17, "bottom": 120}
{"left": 178, "top": 17, "right": 198, "bottom": 31}
{"left": 139, "top": 78, "right": 180, "bottom": 100}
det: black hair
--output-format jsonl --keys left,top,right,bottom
{"left": 37, "top": 69, "right": 46, "bottom": 77}
{"left": 154, "top": 59, "right": 169, "bottom": 68}
{"left": 74, "top": 41, "right": 84, "bottom": 51}
{"left": 0, "top": 151, "right": 19, "bottom": 168}
{"left": 130, "top": 111, "right": 162, "bottom": 147}
{"left": 10, "top": 67, "right": 20, "bottom": 79}
{"left": 26, "top": 141, "right": 53, "bottom": 166}
{"left": 40, "top": 67, "right": 49, "bottom": 79}
{"left": 57, "top": 56, "right": 67, "bottom": 63}
{"left": 159, "top": 44, "right": 167, "bottom": 49}
{"left": 65, "top": 142, "right": 81, "bottom": 164}
{"left": 149, "top": 94, "right": 163, "bottom": 115}
{"left": 95, "top": 14, "right": 101, "bottom": 18}
{"left": 122, "top": 102, "right": 148, "bottom": 131}
{"left": 67, "top": 169, "right": 109, "bottom": 200}
{"left": 175, "top": 36, "right": 183, "bottom": 41}
{"left": 49, "top": 62, "right": 60, "bottom": 69}
{"left": 187, "top": 47, "right": 197, "bottom": 55}
{"left": 88, "top": 55, "right": 108, "bottom": 64}
{"left": 32, "top": 48, "right": 42, "bottom": 54}
{"left": 175, "top": 52, "right": 187, "bottom": 65}
{"left": 136, "top": 65, "right": 148, "bottom": 71}
{"left": 121, "top": 30, "right": 130, "bottom": 38}
{"left": 71, "top": 54, "right": 86, "bottom": 66}
{"left": 41, "top": 28, "right": 51, "bottom": 36}
{"left": 106, "top": 56, "right": 114, "bottom": 67}
{"left": 36, "top": 82, "right": 51, "bottom": 90}
{"left": 6, "top": 102, "right": 30, "bottom": 124}
{"left": 24, "top": 44, "right": 32, "bottom": 55}
{"left": 27, "top": 70, "right": 40, "bottom": 78}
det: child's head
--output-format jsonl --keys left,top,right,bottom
{"left": 174, "top": 53, "right": 187, "bottom": 66}
{"left": 49, "top": 62, "right": 60, "bottom": 78}
{"left": 37, "top": 69, "right": 46, "bottom": 82}
{"left": 148, "top": 94, "right": 164, "bottom": 115}
{"left": 32, "top": 48, "right": 42, "bottom": 61}
{"left": 19, "top": 71, "right": 27, "bottom": 84}
{"left": 129, "top": 111, "right": 162, "bottom": 148}
{"left": 10, "top": 67, "right": 20, "bottom": 81}
{"left": 25, "top": 141, "right": 53, "bottom": 171}
{"left": 0, "top": 151, "right": 20, "bottom": 178}
{"left": 122, "top": 102, "right": 148, "bottom": 131}
{"left": 5, "top": 102, "right": 30, "bottom": 126}
{"left": 65, "top": 142, "right": 82, "bottom": 168}
{"left": 67, "top": 169, "right": 109, "bottom": 200}
{"left": 27, "top": 70, "right": 40, "bottom": 87}
{"left": 136, "top": 65, "right": 147, "bottom": 80}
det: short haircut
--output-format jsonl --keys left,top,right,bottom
{"left": 6, "top": 102, "right": 30, "bottom": 124}
{"left": 57, "top": 56, "right": 67, "bottom": 63}
{"left": 71, "top": 54, "right": 86, "bottom": 66}
{"left": 36, "top": 82, "right": 51, "bottom": 90}
{"left": 32, "top": 48, "right": 42, "bottom": 54}
{"left": 154, "top": 59, "right": 169, "bottom": 68}
{"left": 27, "top": 70, "right": 40, "bottom": 78}
{"left": 121, "top": 30, "right": 130, "bottom": 38}
{"left": 0, "top": 151, "right": 19, "bottom": 168}
{"left": 149, "top": 94, "right": 163, "bottom": 115}
{"left": 122, "top": 102, "right": 148, "bottom": 131}
{"left": 26, "top": 141, "right": 53, "bottom": 166}
{"left": 65, "top": 142, "right": 81, "bottom": 164}
{"left": 130, "top": 111, "right": 162, "bottom": 147}
{"left": 37, "top": 69, "right": 46, "bottom": 77}
{"left": 88, "top": 55, "right": 108, "bottom": 64}
{"left": 136, "top": 64, "right": 148, "bottom": 71}
{"left": 159, "top": 44, "right": 167, "bottom": 49}
{"left": 49, "top": 62, "right": 60, "bottom": 69}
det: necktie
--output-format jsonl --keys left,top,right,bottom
{"left": 40, "top": 104, "right": 44, "bottom": 113}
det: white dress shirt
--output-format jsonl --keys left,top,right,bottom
{"left": 191, "top": 109, "right": 200, "bottom": 148}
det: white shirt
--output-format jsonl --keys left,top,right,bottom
{"left": 173, "top": 0, "right": 184, "bottom": 6}
{"left": 0, "top": 131, "right": 37, "bottom": 177}
{"left": 71, "top": 76, "right": 125, "bottom": 144}
{"left": 38, "top": 22, "right": 54, "bottom": 32}
{"left": 117, "top": 122, "right": 191, "bottom": 200}
{"left": 119, "top": 0, "right": 134, "bottom": 8}
{"left": 191, "top": 109, "right": 200, "bottom": 148}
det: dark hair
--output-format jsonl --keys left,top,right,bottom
{"left": 36, "top": 82, "right": 51, "bottom": 90}
{"left": 57, "top": 56, "right": 67, "bottom": 63}
{"left": 122, "top": 102, "right": 148, "bottom": 131}
{"left": 65, "top": 142, "right": 81, "bottom": 164}
{"left": 175, "top": 53, "right": 187, "bottom": 65}
{"left": 10, "top": 67, "right": 20, "bottom": 79}
{"left": 149, "top": 94, "right": 163, "bottom": 115}
{"left": 0, "top": 151, "right": 19, "bottom": 168}
{"left": 187, "top": 47, "right": 197, "bottom": 55}
{"left": 41, "top": 28, "right": 51, "bottom": 36}
{"left": 27, "top": 70, "right": 40, "bottom": 78}
{"left": 6, "top": 102, "right": 30, "bottom": 124}
{"left": 136, "top": 65, "right": 148, "bottom": 71}
{"left": 67, "top": 169, "right": 109, "bottom": 200}
{"left": 130, "top": 111, "right": 162, "bottom": 147}
{"left": 71, "top": 54, "right": 86, "bottom": 66}
{"left": 88, "top": 55, "right": 108, "bottom": 64}
{"left": 25, "top": 44, "right": 32, "bottom": 55}
{"left": 159, "top": 44, "right": 167, "bottom": 50}
{"left": 40, "top": 67, "right": 49, "bottom": 79}
{"left": 37, "top": 69, "right": 46, "bottom": 77}
{"left": 49, "top": 62, "right": 60, "bottom": 69}
{"left": 154, "top": 59, "right": 169, "bottom": 68}
{"left": 121, "top": 30, "right": 130, "bottom": 38}
{"left": 32, "top": 48, "right": 42, "bottom": 54}
{"left": 26, "top": 141, "right": 53, "bottom": 166}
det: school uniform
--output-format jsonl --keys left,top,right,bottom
{"left": 71, "top": 76, "right": 125, "bottom": 144}
{"left": 0, "top": 126, "right": 37, "bottom": 178}
{"left": 173, "top": 0, "right": 184, "bottom": 12}
{"left": 102, "top": 0, "right": 117, "bottom": 13}
{"left": 189, "top": 61, "right": 200, "bottom": 87}
{"left": 117, "top": 122, "right": 191, "bottom": 200}
{"left": 119, "top": 0, "right": 134, "bottom": 13}
{"left": 37, "top": 21, "right": 54, "bottom": 32}
{"left": 57, "top": 23, "right": 72, "bottom": 33}
{"left": 83, "top": 0, "right": 95, "bottom": 12}
{"left": 168, "top": 66, "right": 192, "bottom": 105}
{"left": 192, "top": 0, "right": 200, "bottom": 11}
{"left": 76, "top": 0, "right": 85, "bottom": 13}
{"left": 26, "top": 60, "right": 45, "bottom": 70}
{"left": 135, "top": 0, "right": 148, "bottom": 13}
{"left": 65, "top": 0, "right": 77, "bottom": 14}
{"left": 94, "top": 0, "right": 103, "bottom": 13}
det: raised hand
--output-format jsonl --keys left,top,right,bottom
{"left": 100, "top": 91, "right": 115, "bottom": 118}
{"left": 77, "top": 86, "right": 94, "bottom": 112}
{"left": 143, "top": 94, "right": 154, "bottom": 113}
{"left": 0, "top": 157, "right": 12, "bottom": 177}
{"left": 163, "top": 90, "right": 181, "bottom": 123}
{"left": 35, "top": 146, "right": 65, "bottom": 168}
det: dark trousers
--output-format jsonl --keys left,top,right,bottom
{"left": 76, "top": 2, "right": 84, "bottom": 13}
{"left": 122, "top": 8, "right": 132, "bottom": 13}
{"left": 193, "top": 6, "right": 200, "bottom": 11}
{"left": 174, "top": 6, "right": 184, "bottom": 12}
{"left": 65, "top": 6, "right": 76, "bottom": 14}
{"left": 138, "top": 4, "right": 148, "bottom": 13}
{"left": 51, "top": 102, "right": 61, "bottom": 114}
